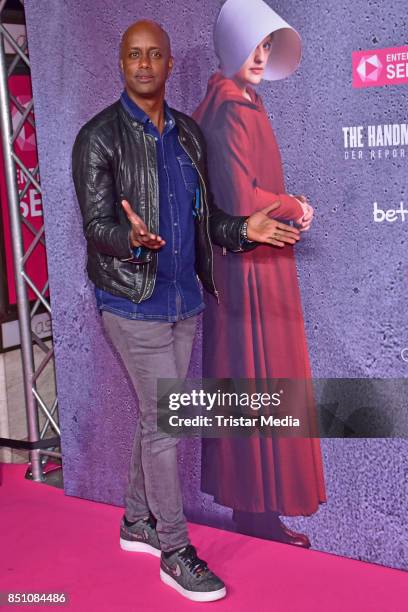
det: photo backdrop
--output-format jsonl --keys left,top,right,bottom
{"left": 24, "top": 0, "right": 408, "bottom": 570}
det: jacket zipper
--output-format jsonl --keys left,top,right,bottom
{"left": 178, "top": 135, "right": 219, "bottom": 303}
{"left": 139, "top": 131, "right": 155, "bottom": 302}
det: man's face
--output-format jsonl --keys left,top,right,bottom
{"left": 120, "top": 23, "right": 173, "bottom": 99}
{"left": 234, "top": 34, "right": 274, "bottom": 86}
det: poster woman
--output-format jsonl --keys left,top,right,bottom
{"left": 193, "top": 0, "right": 327, "bottom": 546}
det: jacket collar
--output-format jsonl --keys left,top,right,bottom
{"left": 120, "top": 90, "right": 175, "bottom": 129}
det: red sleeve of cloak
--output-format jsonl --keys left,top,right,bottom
{"left": 211, "top": 103, "right": 303, "bottom": 222}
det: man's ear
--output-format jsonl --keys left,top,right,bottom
{"left": 119, "top": 58, "right": 124, "bottom": 73}
{"left": 168, "top": 56, "right": 174, "bottom": 73}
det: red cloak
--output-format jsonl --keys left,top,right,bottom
{"left": 193, "top": 73, "right": 326, "bottom": 515}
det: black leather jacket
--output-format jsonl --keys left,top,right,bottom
{"left": 72, "top": 100, "right": 253, "bottom": 303}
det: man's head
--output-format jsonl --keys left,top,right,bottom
{"left": 120, "top": 20, "right": 173, "bottom": 101}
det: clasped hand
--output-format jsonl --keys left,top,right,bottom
{"left": 293, "top": 195, "right": 314, "bottom": 232}
{"left": 246, "top": 202, "right": 300, "bottom": 247}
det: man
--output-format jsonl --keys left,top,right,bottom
{"left": 72, "top": 20, "right": 300, "bottom": 603}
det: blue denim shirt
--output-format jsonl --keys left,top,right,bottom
{"left": 95, "top": 91, "right": 205, "bottom": 322}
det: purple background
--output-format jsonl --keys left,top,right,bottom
{"left": 24, "top": 0, "right": 408, "bottom": 570}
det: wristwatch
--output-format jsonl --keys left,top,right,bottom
{"left": 240, "top": 219, "right": 249, "bottom": 242}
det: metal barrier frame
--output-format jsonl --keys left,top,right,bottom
{"left": 0, "top": 0, "right": 60, "bottom": 481}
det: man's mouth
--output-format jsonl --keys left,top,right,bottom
{"left": 135, "top": 74, "right": 154, "bottom": 82}
{"left": 250, "top": 67, "right": 264, "bottom": 74}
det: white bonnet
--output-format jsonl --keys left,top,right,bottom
{"left": 214, "top": 0, "right": 302, "bottom": 80}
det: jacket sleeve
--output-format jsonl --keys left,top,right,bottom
{"left": 194, "top": 125, "right": 256, "bottom": 253}
{"left": 71, "top": 128, "right": 135, "bottom": 260}
{"left": 208, "top": 191, "right": 255, "bottom": 253}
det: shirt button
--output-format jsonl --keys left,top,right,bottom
{"left": 169, "top": 194, "right": 173, "bottom": 198}
{"left": 174, "top": 250, "right": 178, "bottom": 254}
{"left": 174, "top": 222, "right": 178, "bottom": 226}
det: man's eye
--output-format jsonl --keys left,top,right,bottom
{"left": 264, "top": 42, "right": 271, "bottom": 50}
{"left": 151, "top": 51, "right": 162, "bottom": 58}
{"left": 130, "top": 51, "right": 139, "bottom": 58}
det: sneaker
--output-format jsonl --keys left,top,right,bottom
{"left": 119, "top": 514, "right": 161, "bottom": 558}
{"left": 160, "top": 544, "right": 226, "bottom": 602}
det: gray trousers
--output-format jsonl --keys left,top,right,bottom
{"left": 101, "top": 310, "right": 197, "bottom": 553}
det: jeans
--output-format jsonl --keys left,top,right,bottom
{"left": 101, "top": 309, "right": 197, "bottom": 552}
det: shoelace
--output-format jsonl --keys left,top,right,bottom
{"left": 179, "top": 545, "right": 209, "bottom": 576}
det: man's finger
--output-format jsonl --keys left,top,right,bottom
{"left": 254, "top": 231, "right": 296, "bottom": 246}
{"left": 275, "top": 222, "right": 300, "bottom": 236}
{"left": 139, "top": 233, "right": 161, "bottom": 243}
{"left": 122, "top": 200, "right": 148, "bottom": 234}
{"left": 121, "top": 199, "right": 134, "bottom": 218}
{"left": 144, "top": 240, "right": 166, "bottom": 249}
{"left": 273, "top": 229, "right": 299, "bottom": 241}
{"left": 260, "top": 201, "right": 281, "bottom": 216}
{"left": 123, "top": 206, "right": 145, "bottom": 229}
{"left": 279, "top": 236, "right": 297, "bottom": 244}
{"left": 272, "top": 229, "right": 298, "bottom": 244}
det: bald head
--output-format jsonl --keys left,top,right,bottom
{"left": 120, "top": 20, "right": 171, "bottom": 60}
{"left": 119, "top": 19, "right": 174, "bottom": 104}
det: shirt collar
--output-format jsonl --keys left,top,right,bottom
{"left": 120, "top": 90, "right": 175, "bottom": 130}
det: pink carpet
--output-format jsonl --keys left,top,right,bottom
{"left": 0, "top": 463, "right": 406, "bottom": 611}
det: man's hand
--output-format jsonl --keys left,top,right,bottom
{"left": 122, "top": 200, "right": 166, "bottom": 249}
{"left": 293, "top": 195, "right": 314, "bottom": 232}
{"left": 247, "top": 202, "right": 300, "bottom": 247}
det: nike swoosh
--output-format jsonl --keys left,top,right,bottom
{"left": 163, "top": 561, "right": 181, "bottom": 577}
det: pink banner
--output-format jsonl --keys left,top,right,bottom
{"left": 0, "top": 74, "right": 48, "bottom": 305}
{"left": 352, "top": 45, "right": 408, "bottom": 88}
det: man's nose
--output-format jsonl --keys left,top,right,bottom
{"left": 138, "top": 53, "right": 151, "bottom": 68}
